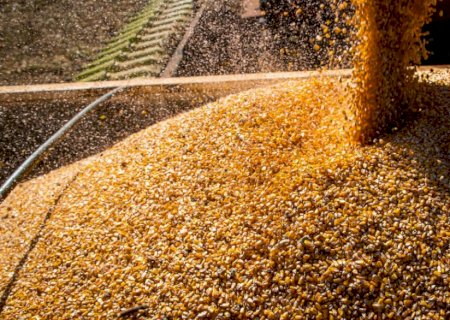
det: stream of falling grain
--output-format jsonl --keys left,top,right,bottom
{"left": 349, "top": 0, "right": 438, "bottom": 143}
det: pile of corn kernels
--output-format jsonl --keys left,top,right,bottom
{"left": 0, "top": 71, "right": 449, "bottom": 319}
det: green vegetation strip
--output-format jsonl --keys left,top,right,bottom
{"left": 77, "top": 0, "right": 193, "bottom": 82}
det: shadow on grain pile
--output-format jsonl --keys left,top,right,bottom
{"left": 0, "top": 88, "right": 215, "bottom": 185}
{"left": 387, "top": 81, "right": 450, "bottom": 193}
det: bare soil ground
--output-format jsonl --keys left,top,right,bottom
{"left": 176, "top": 0, "right": 324, "bottom": 77}
{"left": 0, "top": 0, "right": 148, "bottom": 85}
{"left": 0, "top": 0, "right": 337, "bottom": 84}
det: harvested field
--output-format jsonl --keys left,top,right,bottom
{"left": 0, "top": 71, "right": 449, "bottom": 318}
{"left": 0, "top": 0, "right": 148, "bottom": 85}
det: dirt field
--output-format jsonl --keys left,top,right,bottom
{"left": 176, "top": 0, "right": 331, "bottom": 77}
{"left": 0, "top": 0, "right": 149, "bottom": 85}
{"left": 0, "top": 0, "right": 346, "bottom": 85}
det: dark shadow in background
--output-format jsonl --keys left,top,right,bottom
{"left": 423, "top": 2, "right": 450, "bottom": 65}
